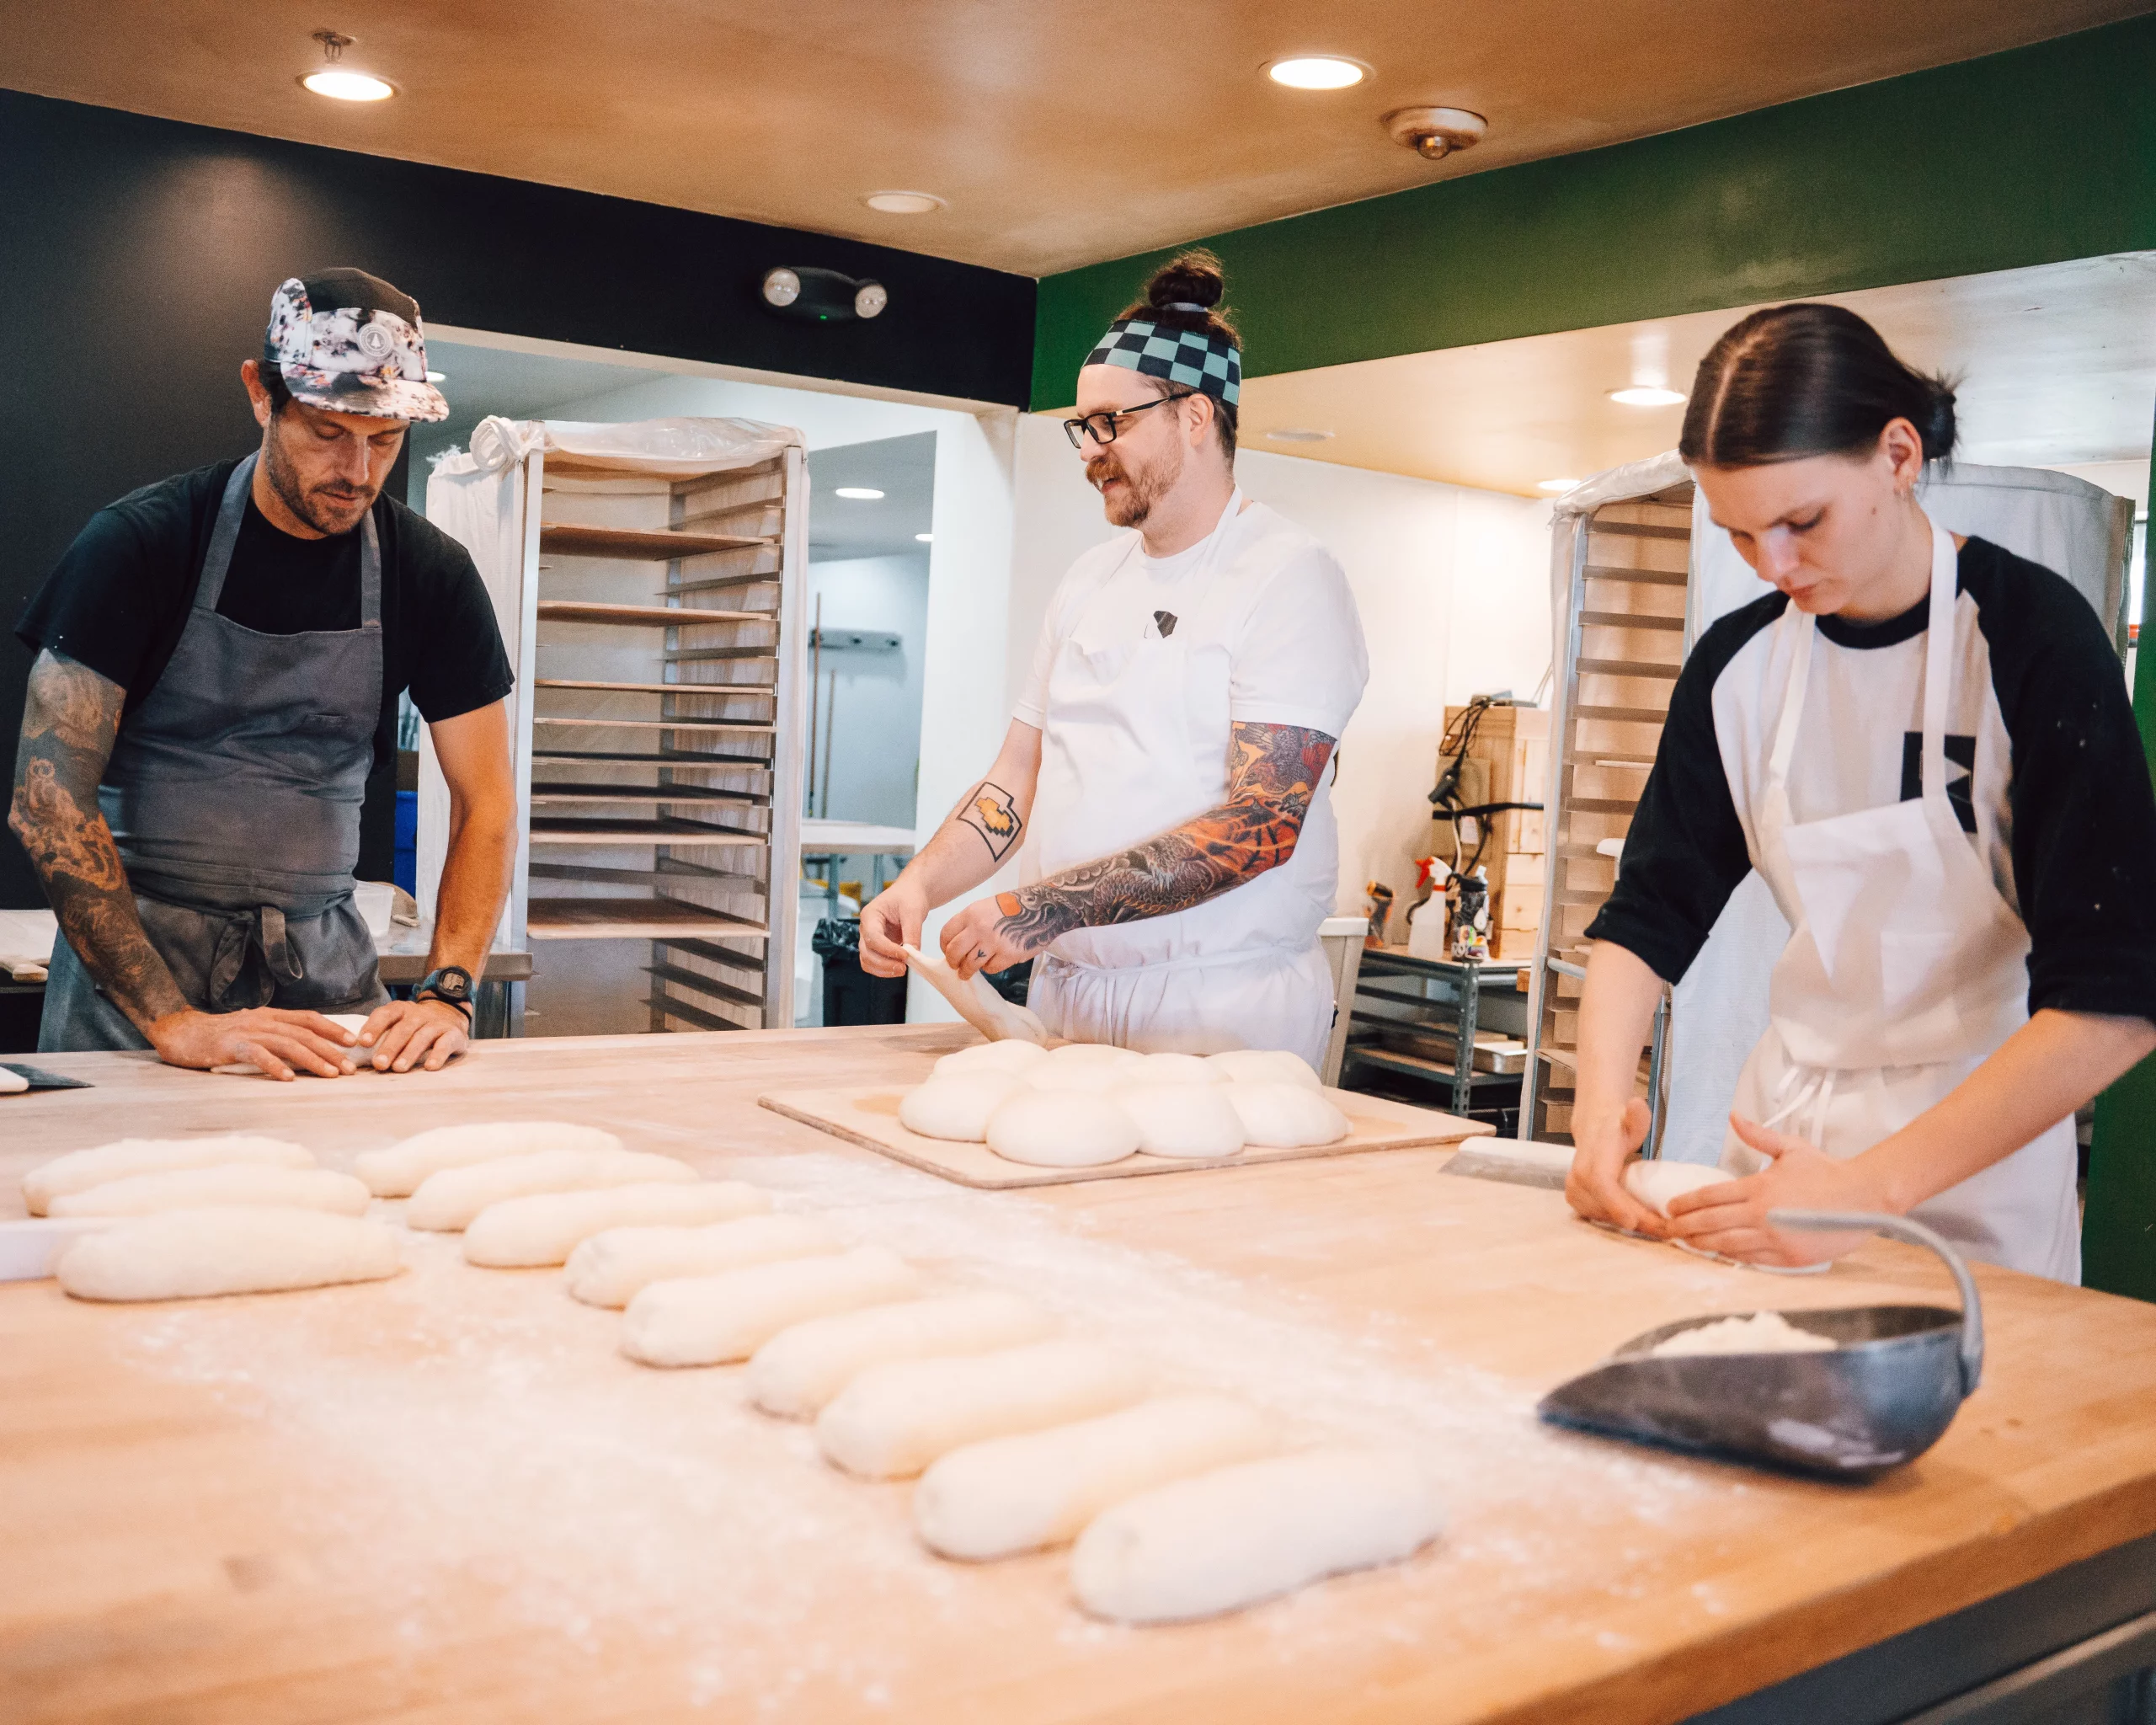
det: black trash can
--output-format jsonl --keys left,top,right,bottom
{"left": 813, "top": 918, "right": 909, "bottom": 1027}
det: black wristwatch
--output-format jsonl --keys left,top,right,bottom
{"left": 414, "top": 965, "right": 475, "bottom": 1023}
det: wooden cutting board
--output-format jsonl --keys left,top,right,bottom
{"left": 758, "top": 1082, "right": 1495, "bottom": 1188}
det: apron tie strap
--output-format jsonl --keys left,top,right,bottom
{"left": 203, "top": 905, "right": 307, "bottom": 1010}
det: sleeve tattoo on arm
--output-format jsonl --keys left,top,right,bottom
{"left": 958, "top": 780, "right": 1024, "bottom": 862}
{"left": 990, "top": 721, "right": 1335, "bottom": 954}
{"left": 8, "top": 650, "right": 188, "bottom": 1028}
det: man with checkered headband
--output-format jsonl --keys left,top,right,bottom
{"left": 13, "top": 270, "right": 515, "bottom": 1078}
{"left": 862, "top": 253, "right": 1369, "bottom": 1067}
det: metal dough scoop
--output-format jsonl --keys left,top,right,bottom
{"left": 1537, "top": 1210, "right": 1983, "bottom": 1480}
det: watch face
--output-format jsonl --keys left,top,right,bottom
{"left": 426, "top": 969, "right": 473, "bottom": 1001}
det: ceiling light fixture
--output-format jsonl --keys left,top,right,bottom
{"left": 1264, "top": 427, "right": 1335, "bottom": 443}
{"left": 300, "top": 31, "right": 394, "bottom": 101}
{"left": 1267, "top": 56, "right": 1367, "bottom": 90}
{"left": 864, "top": 190, "right": 946, "bottom": 215}
{"left": 1538, "top": 478, "right": 1580, "bottom": 493}
{"left": 915, "top": 532, "right": 933, "bottom": 543}
{"left": 1383, "top": 107, "right": 1486, "bottom": 161}
{"left": 1609, "top": 386, "right": 1685, "bottom": 408}
{"left": 834, "top": 487, "right": 884, "bottom": 500}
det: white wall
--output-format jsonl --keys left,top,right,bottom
{"left": 1006, "top": 414, "right": 1550, "bottom": 920}
{"left": 803, "top": 553, "right": 931, "bottom": 830}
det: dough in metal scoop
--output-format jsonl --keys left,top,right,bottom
{"left": 985, "top": 1090, "right": 1139, "bottom": 1167}
{"left": 56, "top": 1207, "right": 401, "bottom": 1302}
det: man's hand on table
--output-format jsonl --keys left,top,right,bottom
{"left": 150, "top": 1005, "right": 360, "bottom": 1081}
{"left": 357, "top": 998, "right": 471, "bottom": 1073}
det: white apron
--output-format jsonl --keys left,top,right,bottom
{"left": 1027, "top": 490, "right": 1337, "bottom": 1068}
{"left": 1721, "top": 524, "right": 2080, "bottom": 1280}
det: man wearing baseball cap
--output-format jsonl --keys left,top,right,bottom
{"left": 10, "top": 269, "right": 516, "bottom": 1078}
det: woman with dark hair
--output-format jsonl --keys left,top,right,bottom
{"left": 1564, "top": 302, "right": 2156, "bottom": 1279}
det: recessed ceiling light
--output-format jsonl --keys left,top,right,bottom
{"left": 864, "top": 190, "right": 947, "bottom": 215}
{"left": 1609, "top": 386, "right": 1684, "bottom": 408}
{"left": 834, "top": 487, "right": 884, "bottom": 500}
{"left": 915, "top": 532, "right": 933, "bottom": 543}
{"left": 1538, "top": 477, "right": 1580, "bottom": 493}
{"left": 1267, "top": 56, "right": 1367, "bottom": 89}
{"left": 302, "top": 67, "right": 395, "bottom": 100}
{"left": 1264, "top": 427, "right": 1335, "bottom": 442}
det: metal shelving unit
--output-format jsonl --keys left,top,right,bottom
{"left": 1342, "top": 948, "right": 1533, "bottom": 1126}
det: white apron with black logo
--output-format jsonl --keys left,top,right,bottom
{"left": 1721, "top": 523, "right": 2080, "bottom": 1280}
{"left": 40, "top": 453, "right": 389, "bottom": 1050}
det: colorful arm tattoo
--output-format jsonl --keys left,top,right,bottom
{"left": 958, "top": 779, "right": 1024, "bottom": 862}
{"left": 8, "top": 649, "right": 189, "bottom": 1029}
{"left": 990, "top": 721, "right": 1335, "bottom": 953}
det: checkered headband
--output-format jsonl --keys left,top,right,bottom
{"left": 1082, "top": 318, "right": 1241, "bottom": 408}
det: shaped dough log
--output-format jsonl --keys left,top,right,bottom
{"left": 985, "top": 1090, "right": 1139, "bottom": 1168}
{"left": 1205, "top": 1049, "right": 1323, "bottom": 1090}
{"left": 898, "top": 1076, "right": 1027, "bottom": 1143}
{"left": 1622, "top": 1159, "right": 1737, "bottom": 1217}
{"left": 933, "top": 1040, "right": 1050, "bottom": 1081}
{"left": 748, "top": 1290, "right": 1056, "bottom": 1418}
{"left": 24, "top": 1136, "right": 313, "bottom": 1216}
{"left": 56, "top": 1206, "right": 402, "bottom": 1302}
{"left": 462, "top": 1180, "right": 770, "bottom": 1268}
{"left": 566, "top": 1214, "right": 842, "bottom": 1308}
{"left": 1118, "top": 1085, "right": 1246, "bottom": 1159}
{"left": 817, "top": 1339, "right": 1149, "bottom": 1480}
{"left": 49, "top": 1167, "right": 369, "bottom": 1219}
{"left": 1226, "top": 1082, "right": 1349, "bottom": 1148}
{"left": 915, "top": 1394, "right": 1278, "bottom": 1561}
{"left": 406, "top": 1150, "right": 696, "bottom": 1232}
{"left": 621, "top": 1247, "right": 919, "bottom": 1368}
{"left": 355, "top": 1121, "right": 624, "bottom": 1198}
{"left": 1070, "top": 1445, "right": 1447, "bottom": 1623}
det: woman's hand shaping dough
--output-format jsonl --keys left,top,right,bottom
{"left": 1562, "top": 1095, "right": 1661, "bottom": 1236}
{"left": 1660, "top": 1114, "right": 1891, "bottom": 1265}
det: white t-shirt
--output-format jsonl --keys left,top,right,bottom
{"left": 1014, "top": 496, "right": 1369, "bottom": 969}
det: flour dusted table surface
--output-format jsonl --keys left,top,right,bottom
{"left": 5, "top": 1025, "right": 2156, "bottom": 1725}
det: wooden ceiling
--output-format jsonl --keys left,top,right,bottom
{"left": 7, "top": 0, "right": 2150, "bottom": 275}
{"left": 1234, "top": 252, "right": 2156, "bottom": 498}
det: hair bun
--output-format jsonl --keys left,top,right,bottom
{"left": 1146, "top": 249, "right": 1225, "bottom": 312}
{"left": 1920, "top": 377, "right": 1958, "bottom": 464}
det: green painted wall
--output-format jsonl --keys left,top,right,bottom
{"left": 1032, "top": 13, "right": 2156, "bottom": 408}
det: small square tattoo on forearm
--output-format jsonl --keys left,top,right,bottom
{"left": 961, "top": 781, "right": 1023, "bottom": 860}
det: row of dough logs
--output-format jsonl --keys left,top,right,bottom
{"left": 20, "top": 1119, "right": 1448, "bottom": 1621}
{"left": 902, "top": 1042, "right": 1353, "bottom": 1166}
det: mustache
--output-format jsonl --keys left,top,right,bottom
{"left": 1086, "top": 455, "right": 1126, "bottom": 488}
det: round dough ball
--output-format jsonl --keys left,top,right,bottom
{"left": 1622, "top": 1159, "right": 1736, "bottom": 1218}
{"left": 934, "top": 1040, "right": 1051, "bottom": 1081}
{"left": 899, "top": 1076, "right": 1025, "bottom": 1143}
{"left": 1227, "top": 1082, "right": 1350, "bottom": 1148}
{"left": 1028, "top": 1043, "right": 1147, "bottom": 1092}
{"left": 1122, "top": 1052, "right": 1226, "bottom": 1087}
{"left": 1205, "top": 1049, "right": 1323, "bottom": 1091}
{"left": 1118, "top": 1084, "right": 1246, "bottom": 1159}
{"left": 985, "top": 1090, "right": 1139, "bottom": 1168}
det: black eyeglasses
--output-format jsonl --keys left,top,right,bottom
{"left": 1061, "top": 391, "right": 1195, "bottom": 451}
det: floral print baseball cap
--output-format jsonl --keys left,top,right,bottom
{"left": 264, "top": 269, "right": 449, "bottom": 422}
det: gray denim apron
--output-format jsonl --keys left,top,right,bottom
{"left": 39, "top": 452, "right": 390, "bottom": 1051}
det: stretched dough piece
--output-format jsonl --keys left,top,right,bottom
{"left": 355, "top": 1121, "right": 625, "bottom": 1199}
{"left": 406, "top": 1150, "right": 696, "bottom": 1232}
{"left": 24, "top": 1136, "right": 313, "bottom": 1216}
{"left": 1227, "top": 1083, "right": 1349, "bottom": 1149}
{"left": 56, "top": 1206, "right": 401, "bottom": 1302}
{"left": 933, "top": 1041, "right": 1050, "bottom": 1081}
{"left": 985, "top": 1090, "right": 1139, "bottom": 1169}
{"left": 462, "top": 1180, "right": 769, "bottom": 1268}
{"left": 899, "top": 1075, "right": 1026, "bottom": 1144}
{"left": 1117, "top": 1085, "right": 1246, "bottom": 1160}
{"left": 1206, "top": 1049, "right": 1323, "bottom": 1091}
{"left": 1623, "top": 1159, "right": 1737, "bottom": 1217}
{"left": 1121, "top": 1052, "right": 1226, "bottom": 1087}
{"left": 817, "top": 1339, "right": 1149, "bottom": 1481}
{"left": 915, "top": 1394, "right": 1278, "bottom": 1562}
{"left": 1070, "top": 1446, "right": 1447, "bottom": 1623}
{"left": 49, "top": 1167, "right": 370, "bottom": 1219}
{"left": 565, "top": 1213, "right": 841, "bottom": 1308}
{"left": 621, "top": 1247, "right": 919, "bottom": 1368}
{"left": 900, "top": 943, "right": 1048, "bottom": 1044}
{"left": 748, "top": 1291, "right": 1056, "bottom": 1418}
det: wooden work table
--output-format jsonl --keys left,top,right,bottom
{"left": 5, "top": 1026, "right": 2156, "bottom": 1724}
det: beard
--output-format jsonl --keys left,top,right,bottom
{"left": 1087, "top": 437, "right": 1182, "bottom": 528}
{"left": 264, "top": 418, "right": 379, "bottom": 537}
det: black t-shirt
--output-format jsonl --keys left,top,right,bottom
{"left": 14, "top": 457, "right": 515, "bottom": 771}
{"left": 1586, "top": 537, "right": 2156, "bottom": 1025}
